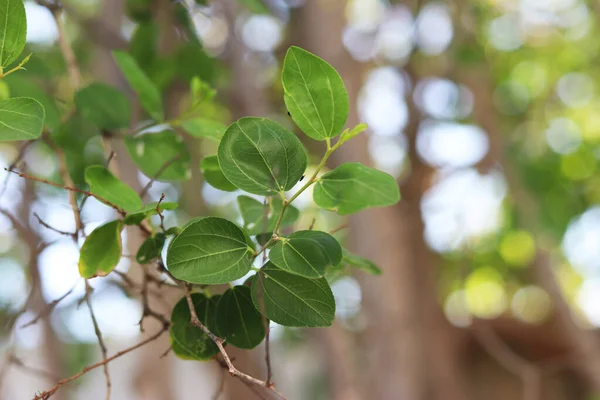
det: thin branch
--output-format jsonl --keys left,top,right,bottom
{"left": 8, "top": 353, "right": 60, "bottom": 382}
{"left": 6, "top": 168, "right": 127, "bottom": 216}
{"left": 256, "top": 272, "right": 273, "bottom": 386}
{"left": 0, "top": 139, "right": 36, "bottom": 202}
{"left": 20, "top": 286, "right": 76, "bottom": 329}
{"left": 84, "top": 282, "right": 111, "bottom": 400}
{"left": 138, "top": 154, "right": 183, "bottom": 198}
{"left": 51, "top": 7, "right": 82, "bottom": 89}
{"left": 329, "top": 223, "right": 348, "bottom": 235}
{"left": 155, "top": 193, "right": 167, "bottom": 233}
{"left": 32, "top": 326, "right": 168, "bottom": 400}
{"left": 33, "top": 212, "right": 76, "bottom": 237}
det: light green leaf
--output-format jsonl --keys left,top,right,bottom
{"left": 282, "top": 46, "right": 349, "bottom": 141}
{"left": 200, "top": 155, "right": 237, "bottom": 192}
{"left": 340, "top": 248, "right": 382, "bottom": 275}
{"left": 0, "top": 97, "right": 44, "bottom": 141}
{"left": 75, "top": 83, "right": 131, "bottom": 130}
{"left": 123, "top": 201, "right": 178, "bottom": 225}
{"left": 237, "top": 0, "right": 270, "bottom": 14}
{"left": 85, "top": 166, "right": 143, "bottom": 213}
{"left": 180, "top": 118, "right": 226, "bottom": 141}
{"left": 136, "top": 233, "right": 166, "bottom": 264}
{"left": 218, "top": 117, "right": 307, "bottom": 195}
{"left": 78, "top": 220, "right": 123, "bottom": 278}
{"left": 314, "top": 163, "right": 400, "bottom": 215}
{"left": 112, "top": 50, "right": 163, "bottom": 121}
{"left": 237, "top": 195, "right": 299, "bottom": 236}
{"left": 216, "top": 286, "right": 265, "bottom": 349}
{"left": 339, "top": 123, "right": 368, "bottom": 145}
{"left": 170, "top": 293, "right": 220, "bottom": 361}
{"left": 252, "top": 263, "right": 335, "bottom": 327}
{"left": 166, "top": 217, "right": 253, "bottom": 284}
{"left": 269, "top": 230, "right": 341, "bottom": 278}
{"left": 0, "top": 0, "right": 26, "bottom": 68}
{"left": 125, "top": 131, "right": 189, "bottom": 181}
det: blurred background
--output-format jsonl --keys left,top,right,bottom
{"left": 2, "top": 0, "right": 600, "bottom": 399}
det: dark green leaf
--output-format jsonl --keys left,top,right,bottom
{"left": 0, "top": 97, "right": 45, "bottom": 141}
{"left": 166, "top": 217, "right": 253, "bottom": 284}
{"left": 237, "top": 195, "right": 299, "bottom": 235}
{"left": 124, "top": 201, "right": 179, "bottom": 225}
{"left": 200, "top": 155, "right": 237, "bottom": 191}
{"left": 125, "top": 131, "right": 189, "bottom": 181}
{"left": 216, "top": 286, "right": 265, "bottom": 349}
{"left": 180, "top": 118, "right": 226, "bottom": 141}
{"left": 269, "top": 230, "right": 341, "bottom": 278}
{"left": 130, "top": 22, "right": 158, "bottom": 69}
{"left": 75, "top": 83, "right": 131, "bottom": 130}
{"left": 170, "top": 293, "right": 220, "bottom": 361}
{"left": 113, "top": 50, "right": 163, "bottom": 121}
{"left": 136, "top": 233, "right": 166, "bottom": 264}
{"left": 218, "top": 117, "right": 307, "bottom": 195}
{"left": 313, "top": 163, "right": 400, "bottom": 214}
{"left": 0, "top": 0, "right": 26, "bottom": 68}
{"left": 252, "top": 263, "right": 335, "bottom": 327}
{"left": 85, "top": 166, "right": 143, "bottom": 213}
{"left": 282, "top": 46, "right": 349, "bottom": 141}
{"left": 79, "top": 220, "right": 123, "bottom": 278}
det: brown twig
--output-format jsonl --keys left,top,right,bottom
{"left": 0, "top": 139, "right": 36, "bottom": 202}
{"left": 84, "top": 282, "right": 111, "bottom": 400}
{"left": 20, "top": 286, "right": 76, "bottom": 329}
{"left": 33, "top": 212, "right": 76, "bottom": 237}
{"left": 329, "top": 223, "right": 348, "bottom": 235}
{"left": 155, "top": 193, "right": 167, "bottom": 233}
{"left": 32, "top": 326, "right": 168, "bottom": 400}
{"left": 50, "top": 7, "right": 82, "bottom": 89}
{"left": 138, "top": 154, "right": 183, "bottom": 198}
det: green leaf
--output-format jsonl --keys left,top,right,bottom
{"left": 218, "top": 117, "right": 307, "bottom": 195}
{"left": 75, "top": 83, "right": 131, "bottom": 130}
{"left": 79, "top": 220, "right": 124, "bottom": 278}
{"left": 338, "top": 248, "right": 382, "bottom": 275}
{"left": 282, "top": 46, "right": 349, "bottom": 141}
{"left": 170, "top": 293, "right": 220, "bottom": 361}
{"left": 314, "top": 163, "right": 400, "bottom": 215}
{"left": 269, "top": 230, "right": 342, "bottom": 278}
{"left": 4, "top": 74, "right": 60, "bottom": 130}
{"left": 112, "top": 50, "right": 164, "bottom": 121}
{"left": 236, "top": 0, "right": 270, "bottom": 14}
{"left": 180, "top": 118, "right": 226, "bottom": 141}
{"left": 200, "top": 155, "right": 237, "bottom": 192}
{"left": 237, "top": 195, "right": 299, "bottom": 235}
{"left": 339, "top": 123, "right": 368, "bottom": 145}
{"left": 85, "top": 166, "right": 143, "bottom": 213}
{"left": 0, "top": 0, "right": 26, "bottom": 68}
{"left": 136, "top": 233, "right": 166, "bottom": 264}
{"left": 216, "top": 286, "right": 265, "bottom": 349}
{"left": 252, "top": 263, "right": 335, "bottom": 327}
{"left": 0, "top": 97, "right": 45, "bottom": 141}
{"left": 125, "top": 131, "right": 189, "bottom": 181}
{"left": 123, "top": 201, "right": 178, "bottom": 225}
{"left": 166, "top": 217, "right": 253, "bottom": 284}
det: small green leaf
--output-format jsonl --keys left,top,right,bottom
{"left": 123, "top": 201, "right": 178, "bottom": 225}
{"left": 0, "top": 97, "right": 45, "bottom": 141}
{"left": 269, "top": 230, "right": 341, "bottom": 278}
{"left": 125, "top": 131, "right": 189, "bottom": 181}
{"left": 339, "top": 123, "right": 368, "bottom": 145}
{"left": 237, "top": 196, "right": 299, "bottom": 236}
{"left": 170, "top": 293, "right": 220, "bottom": 361}
{"left": 180, "top": 118, "right": 226, "bottom": 141}
{"left": 282, "top": 46, "right": 349, "bottom": 141}
{"left": 79, "top": 220, "right": 124, "bottom": 278}
{"left": 218, "top": 117, "right": 307, "bottom": 195}
{"left": 75, "top": 83, "right": 131, "bottom": 130}
{"left": 314, "top": 163, "right": 400, "bottom": 215}
{"left": 216, "top": 286, "right": 265, "bottom": 349}
{"left": 252, "top": 263, "right": 335, "bottom": 327}
{"left": 112, "top": 50, "right": 164, "bottom": 121}
{"left": 136, "top": 233, "right": 166, "bottom": 264}
{"left": 338, "top": 248, "right": 382, "bottom": 275}
{"left": 166, "top": 217, "right": 253, "bottom": 284}
{"left": 85, "top": 166, "right": 143, "bottom": 213}
{"left": 200, "top": 155, "right": 237, "bottom": 191}
{"left": 0, "top": 0, "right": 26, "bottom": 69}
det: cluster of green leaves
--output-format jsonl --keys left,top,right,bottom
{"left": 1, "top": 0, "right": 398, "bottom": 362}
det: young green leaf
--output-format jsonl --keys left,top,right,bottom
{"left": 75, "top": 83, "right": 131, "bottom": 130}
{"left": 125, "top": 131, "right": 189, "bottom": 181}
{"left": 269, "top": 230, "right": 342, "bottom": 278}
{"left": 0, "top": 97, "right": 45, "bottom": 141}
{"left": 252, "top": 263, "right": 335, "bottom": 327}
{"left": 166, "top": 217, "right": 253, "bottom": 284}
{"left": 218, "top": 117, "right": 307, "bottom": 195}
{"left": 0, "top": 0, "right": 26, "bottom": 69}
{"left": 200, "top": 155, "right": 237, "bottom": 192}
{"left": 216, "top": 286, "right": 265, "bottom": 349}
{"left": 85, "top": 166, "right": 144, "bottom": 213}
{"left": 339, "top": 123, "right": 368, "bottom": 145}
{"left": 314, "top": 162, "right": 400, "bottom": 215}
{"left": 136, "top": 233, "right": 166, "bottom": 264}
{"left": 180, "top": 118, "right": 225, "bottom": 141}
{"left": 123, "top": 201, "right": 178, "bottom": 225}
{"left": 337, "top": 248, "right": 382, "bottom": 275}
{"left": 170, "top": 293, "right": 220, "bottom": 361}
{"left": 112, "top": 50, "right": 164, "bottom": 121}
{"left": 79, "top": 220, "right": 124, "bottom": 278}
{"left": 237, "top": 195, "right": 299, "bottom": 235}
{"left": 281, "top": 46, "right": 349, "bottom": 141}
